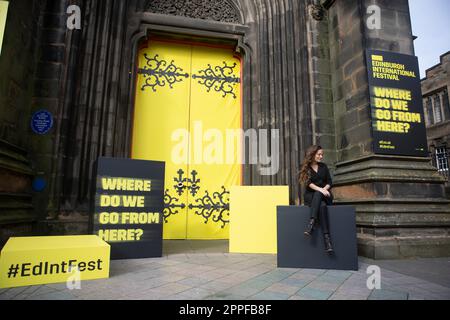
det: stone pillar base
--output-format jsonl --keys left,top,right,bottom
{"left": 358, "top": 226, "right": 450, "bottom": 259}
{"left": 333, "top": 155, "right": 450, "bottom": 259}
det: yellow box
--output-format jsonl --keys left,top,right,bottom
{"left": 0, "top": 236, "right": 110, "bottom": 289}
{"left": 229, "top": 186, "right": 290, "bottom": 254}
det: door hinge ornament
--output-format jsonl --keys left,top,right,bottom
{"left": 192, "top": 62, "right": 241, "bottom": 99}
{"left": 164, "top": 170, "right": 230, "bottom": 228}
{"left": 138, "top": 54, "right": 189, "bottom": 92}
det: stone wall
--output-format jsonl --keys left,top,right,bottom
{"left": 0, "top": 0, "right": 46, "bottom": 246}
{"left": 0, "top": 0, "right": 45, "bottom": 147}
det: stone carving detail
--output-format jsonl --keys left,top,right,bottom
{"left": 144, "top": 0, "right": 241, "bottom": 24}
{"left": 309, "top": 4, "right": 325, "bottom": 21}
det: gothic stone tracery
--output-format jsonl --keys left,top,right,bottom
{"left": 144, "top": 0, "right": 241, "bottom": 24}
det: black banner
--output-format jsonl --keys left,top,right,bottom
{"left": 366, "top": 50, "right": 428, "bottom": 157}
{"left": 91, "top": 158, "right": 165, "bottom": 260}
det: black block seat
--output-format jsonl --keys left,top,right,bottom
{"left": 277, "top": 206, "right": 359, "bottom": 271}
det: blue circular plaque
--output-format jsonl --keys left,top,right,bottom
{"left": 31, "top": 110, "right": 54, "bottom": 135}
{"left": 32, "top": 178, "right": 47, "bottom": 192}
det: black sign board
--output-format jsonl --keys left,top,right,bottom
{"left": 366, "top": 50, "right": 428, "bottom": 157}
{"left": 90, "top": 158, "right": 165, "bottom": 260}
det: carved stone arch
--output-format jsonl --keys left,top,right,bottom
{"left": 143, "top": 0, "right": 243, "bottom": 24}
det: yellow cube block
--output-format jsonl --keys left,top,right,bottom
{"left": 0, "top": 236, "right": 110, "bottom": 289}
{"left": 230, "top": 186, "right": 290, "bottom": 254}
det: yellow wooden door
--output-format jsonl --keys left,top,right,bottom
{"left": 132, "top": 40, "right": 242, "bottom": 240}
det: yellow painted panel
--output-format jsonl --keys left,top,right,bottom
{"left": 0, "top": 1, "right": 8, "bottom": 55}
{"left": 229, "top": 186, "right": 290, "bottom": 254}
{"left": 187, "top": 46, "right": 242, "bottom": 239}
{"left": 0, "top": 236, "right": 110, "bottom": 289}
{"left": 132, "top": 41, "right": 191, "bottom": 239}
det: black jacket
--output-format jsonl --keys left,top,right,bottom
{"left": 302, "top": 162, "right": 333, "bottom": 206}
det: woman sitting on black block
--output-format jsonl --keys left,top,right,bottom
{"left": 299, "top": 145, "right": 334, "bottom": 254}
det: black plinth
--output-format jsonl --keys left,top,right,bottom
{"left": 277, "top": 206, "right": 358, "bottom": 271}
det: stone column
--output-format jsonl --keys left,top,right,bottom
{"left": 325, "top": 0, "right": 450, "bottom": 259}
{"left": 31, "top": 0, "right": 71, "bottom": 234}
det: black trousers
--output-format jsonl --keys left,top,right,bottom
{"left": 308, "top": 191, "right": 333, "bottom": 235}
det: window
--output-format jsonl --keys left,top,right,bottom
{"left": 443, "top": 90, "right": 450, "bottom": 121}
{"left": 426, "top": 97, "right": 434, "bottom": 125}
{"left": 434, "top": 95, "right": 442, "bottom": 123}
{"left": 436, "top": 147, "right": 449, "bottom": 173}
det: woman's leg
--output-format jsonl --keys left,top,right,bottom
{"left": 310, "top": 192, "right": 324, "bottom": 221}
{"left": 305, "top": 192, "right": 324, "bottom": 236}
{"left": 319, "top": 201, "right": 334, "bottom": 254}
{"left": 319, "top": 202, "right": 330, "bottom": 235}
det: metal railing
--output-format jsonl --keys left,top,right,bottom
{"left": 430, "top": 148, "right": 450, "bottom": 183}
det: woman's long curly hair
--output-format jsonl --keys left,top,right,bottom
{"left": 299, "top": 145, "right": 323, "bottom": 184}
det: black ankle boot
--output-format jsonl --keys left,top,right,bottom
{"left": 304, "top": 219, "right": 315, "bottom": 236}
{"left": 324, "top": 233, "right": 334, "bottom": 254}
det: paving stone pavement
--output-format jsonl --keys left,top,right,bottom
{"left": 1, "top": 241, "right": 449, "bottom": 300}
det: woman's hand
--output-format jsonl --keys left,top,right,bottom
{"left": 320, "top": 188, "right": 331, "bottom": 198}
{"left": 309, "top": 183, "right": 331, "bottom": 198}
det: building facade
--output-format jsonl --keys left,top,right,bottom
{"left": 421, "top": 51, "right": 450, "bottom": 195}
{"left": 0, "top": 0, "right": 449, "bottom": 258}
